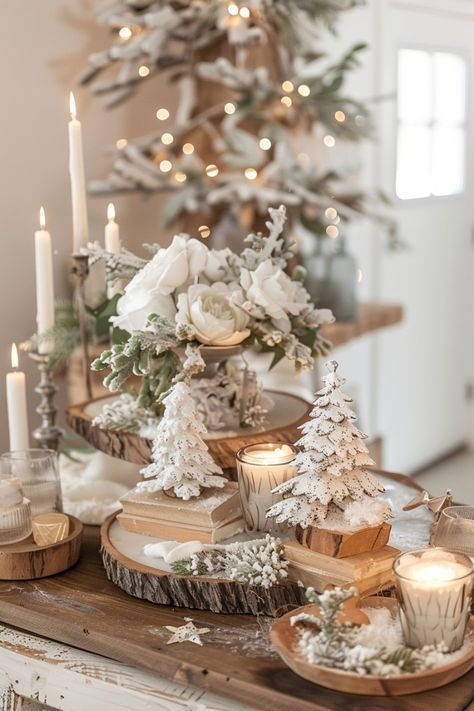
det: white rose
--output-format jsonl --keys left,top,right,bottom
{"left": 203, "top": 248, "right": 233, "bottom": 282}
{"left": 111, "top": 234, "right": 208, "bottom": 333}
{"left": 240, "top": 259, "right": 309, "bottom": 332}
{"left": 176, "top": 283, "right": 250, "bottom": 346}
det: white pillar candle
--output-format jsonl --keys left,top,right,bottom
{"left": 68, "top": 92, "right": 89, "bottom": 253}
{"left": 236, "top": 443, "right": 297, "bottom": 532}
{"left": 6, "top": 344, "right": 30, "bottom": 451}
{"left": 35, "top": 207, "right": 55, "bottom": 354}
{"left": 394, "top": 548, "right": 474, "bottom": 651}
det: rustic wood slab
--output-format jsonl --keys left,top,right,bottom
{"left": 322, "top": 303, "right": 403, "bottom": 348}
{"left": 271, "top": 599, "right": 474, "bottom": 696}
{"left": 0, "top": 515, "right": 83, "bottom": 581}
{"left": 66, "top": 389, "right": 312, "bottom": 469}
{"left": 101, "top": 514, "right": 306, "bottom": 616}
{"left": 0, "top": 473, "right": 471, "bottom": 711}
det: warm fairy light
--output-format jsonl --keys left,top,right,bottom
{"left": 175, "top": 172, "right": 187, "bottom": 183}
{"left": 156, "top": 108, "right": 169, "bottom": 121}
{"left": 326, "top": 225, "right": 339, "bottom": 238}
{"left": 259, "top": 137, "right": 272, "bottom": 150}
{"left": 11, "top": 343, "right": 19, "bottom": 369}
{"left": 325, "top": 207, "right": 338, "bottom": 220}
{"left": 357, "top": 268, "right": 363, "bottom": 283}
{"left": 228, "top": 3, "right": 239, "bottom": 15}
{"left": 281, "top": 96, "right": 292, "bottom": 108}
{"left": 138, "top": 65, "right": 150, "bottom": 77}
{"left": 239, "top": 6, "right": 250, "bottom": 17}
{"left": 281, "top": 80, "right": 294, "bottom": 93}
{"left": 39, "top": 206, "right": 46, "bottom": 230}
{"left": 297, "top": 84, "right": 310, "bottom": 97}
{"left": 198, "top": 225, "right": 211, "bottom": 239}
{"left": 69, "top": 92, "right": 76, "bottom": 120}
{"left": 107, "top": 202, "right": 116, "bottom": 221}
{"left": 206, "top": 164, "right": 219, "bottom": 177}
{"left": 161, "top": 132, "right": 174, "bottom": 145}
{"left": 119, "top": 27, "right": 132, "bottom": 40}
{"left": 323, "top": 134, "right": 336, "bottom": 147}
{"left": 116, "top": 138, "right": 128, "bottom": 149}
{"left": 244, "top": 168, "right": 257, "bottom": 180}
{"left": 297, "top": 152, "right": 310, "bottom": 166}
{"left": 335, "top": 110, "right": 346, "bottom": 122}
{"left": 159, "top": 159, "right": 172, "bottom": 173}
{"left": 224, "top": 102, "right": 236, "bottom": 115}
{"left": 182, "top": 142, "right": 195, "bottom": 155}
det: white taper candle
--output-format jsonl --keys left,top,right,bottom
{"left": 68, "top": 92, "right": 89, "bottom": 253}
{"left": 35, "top": 207, "right": 55, "bottom": 354}
{"left": 6, "top": 344, "right": 30, "bottom": 451}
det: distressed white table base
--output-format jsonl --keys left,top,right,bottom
{"left": 0, "top": 624, "right": 245, "bottom": 711}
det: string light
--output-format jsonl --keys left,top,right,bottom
{"left": 116, "top": 138, "right": 128, "bottom": 150}
{"left": 161, "top": 132, "right": 174, "bottom": 145}
{"left": 239, "top": 6, "right": 250, "bottom": 17}
{"left": 156, "top": 108, "right": 169, "bottom": 120}
{"left": 326, "top": 225, "right": 339, "bottom": 238}
{"left": 199, "top": 225, "right": 211, "bottom": 239}
{"left": 281, "top": 96, "right": 292, "bottom": 108}
{"left": 182, "top": 143, "right": 195, "bottom": 155}
{"left": 281, "top": 80, "right": 294, "bottom": 93}
{"left": 159, "top": 159, "right": 172, "bottom": 173}
{"left": 119, "top": 27, "right": 132, "bottom": 40}
{"left": 323, "top": 134, "right": 336, "bottom": 147}
{"left": 335, "top": 110, "right": 346, "bottom": 122}
{"left": 259, "top": 137, "right": 272, "bottom": 150}
{"left": 224, "top": 102, "right": 236, "bottom": 115}
{"left": 325, "top": 207, "right": 338, "bottom": 220}
{"left": 297, "top": 84, "right": 310, "bottom": 97}
{"left": 175, "top": 172, "right": 187, "bottom": 183}
{"left": 206, "top": 164, "right": 219, "bottom": 177}
{"left": 138, "top": 65, "right": 150, "bottom": 77}
{"left": 244, "top": 168, "right": 257, "bottom": 180}
{"left": 228, "top": 3, "right": 239, "bottom": 15}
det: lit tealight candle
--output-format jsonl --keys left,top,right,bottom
{"left": 6, "top": 344, "right": 30, "bottom": 451}
{"left": 236, "top": 443, "right": 297, "bottom": 532}
{"left": 394, "top": 548, "right": 474, "bottom": 651}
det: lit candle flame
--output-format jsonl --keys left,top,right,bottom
{"left": 69, "top": 91, "right": 77, "bottom": 120}
{"left": 107, "top": 202, "right": 115, "bottom": 222}
{"left": 11, "top": 343, "right": 18, "bottom": 369}
{"left": 39, "top": 206, "right": 46, "bottom": 230}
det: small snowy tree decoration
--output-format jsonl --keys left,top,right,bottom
{"left": 267, "top": 361, "right": 392, "bottom": 530}
{"left": 138, "top": 382, "right": 226, "bottom": 500}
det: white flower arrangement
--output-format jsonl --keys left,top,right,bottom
{"left": 91, "top": 206, "right": 334, "bottom": 418}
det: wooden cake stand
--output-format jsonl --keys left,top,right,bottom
{"left": 67, "top": 389, "right": 311, "bottom": 470}
{"left": 101, "top": 513, "right": 306, "bottom": 616}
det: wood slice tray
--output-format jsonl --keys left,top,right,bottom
{"left": 0, "top": 515, "right": 83, "bottom": 580}
{"left": 101, "top": 513, "right": 306, "bottom": 616}
{"left": 270, "top": 598, "right": 474, "bottom": 696}
{"left": 67, "top": 390, "right": 311, "bottom": 470}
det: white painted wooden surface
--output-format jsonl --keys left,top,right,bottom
{"left": 0, "top": 624, "right": 247, "bottom": 711}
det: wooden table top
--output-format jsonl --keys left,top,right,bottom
{"left": 0, "top": 475, "right": 472, "bottom": 711}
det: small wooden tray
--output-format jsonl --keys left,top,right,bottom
{"left": 0, "top": 515, "right": 83, "bottom": 580}
{"left": 270, "top": 598, "right": 474, "bottom": 696}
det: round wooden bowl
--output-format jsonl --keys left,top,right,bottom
{"left": 270, "top": 598, "right": 474, "bottom": 696}
{"left": 100, "top": 513, "right": 306, "bottom": 616}
{"left": 67, "top": 390, "right": 311, "bottom": 470}
{"left": 0, "top": 515, "right": 83, "bottom": 581}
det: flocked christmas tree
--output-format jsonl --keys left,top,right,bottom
{"left": 80, "top": 0, "right": 394, "bottom": 240}
{"left": 138, "top": 381, "right": 226, "bottom": 499}
{"left": 267, "top": 360, "right": 392, "bottom": 530}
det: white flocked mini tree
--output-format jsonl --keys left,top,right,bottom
{"left": 138, "top": 382, "right": 226, "bottom": 500}
{"left": 267, "top": 360, "right": 392, "bottom": 530}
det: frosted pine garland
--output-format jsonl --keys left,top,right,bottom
{"left": 139, "top": 382, "right": 225, "bottom": 499}
{"left": 267, "top": 360, "right": 392, "bottom": 529}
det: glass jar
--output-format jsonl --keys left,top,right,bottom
{"left": 1, "top": 450, "right": 62, "bottom": 516}
{"left": 0, "top": 475, "right": 32, "bottom": 545}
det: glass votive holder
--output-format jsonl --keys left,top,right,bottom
{"left": 236, "top": 442, "right": 297, "bottom": 533}
{"left": 0, "top": 475, "right": 32, "bottom": 545}
{"left": 394, "top": 547, "right": 474, "bottom": 652}
{"left": 1, "top": 449, "right": 62, "bottom": 517}
{"left": 432, "top": 506, "right": 474, "bottom": 559}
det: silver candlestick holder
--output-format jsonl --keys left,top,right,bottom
{"left": 71, "top": 253, "right": 93, "bottom": 401}
{"left": 28, "top": 351, "right": 64, "bottom": 451}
